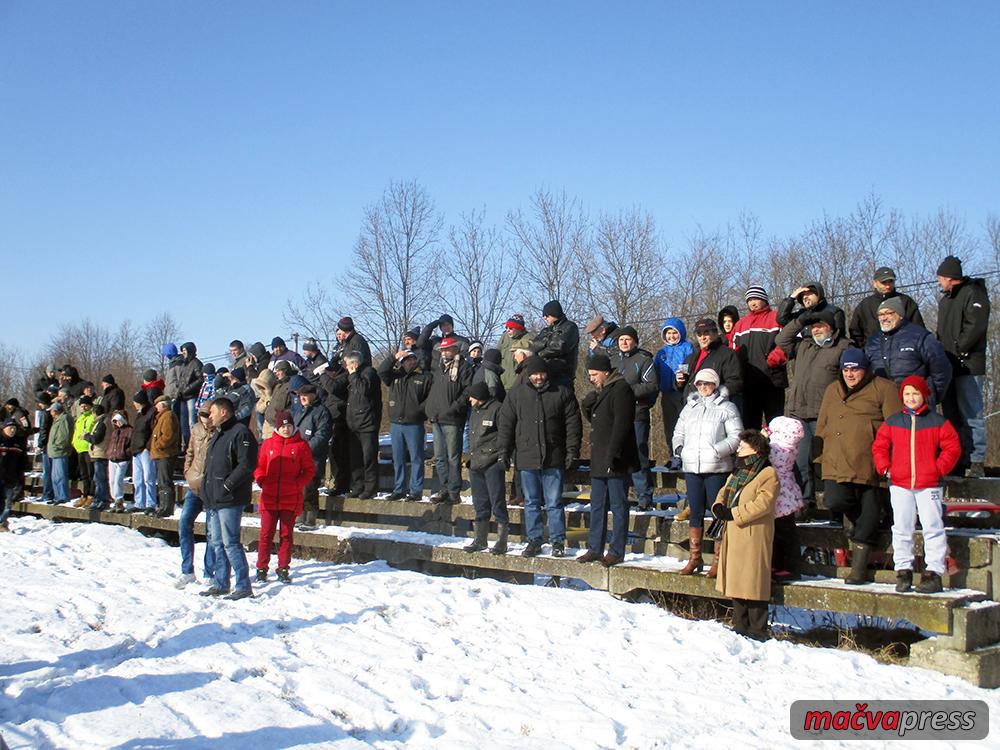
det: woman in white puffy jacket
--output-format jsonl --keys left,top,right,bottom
{"left": 672, "top": 368, "right": 743, "bottom": 574}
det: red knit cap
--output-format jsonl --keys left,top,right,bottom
{"left": 900, "top": 374, "right": 930, "bottom": 402}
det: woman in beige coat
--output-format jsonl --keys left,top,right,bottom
{"left": 712, "top": 429, "right": 779, "bottom": 640}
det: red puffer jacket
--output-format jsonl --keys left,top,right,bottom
{"left": 254, "top": 431, "right": 316, "bottom": 512}
{"left": 872, "top": 407, "right": 961, "bottom": 490}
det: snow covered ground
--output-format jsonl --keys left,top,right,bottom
{"left": 2, "top": 517, "right": 999, "bottom": 749}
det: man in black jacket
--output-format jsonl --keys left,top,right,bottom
{"left": 35, "top": 393, "right": 55, "bottom": 504}
{"left": 680, "top": 319, "right": 743, "bottom": 398}
{"left": 201, "top": 397, "right": 258, "bottom": 600}
{"left": 776, "top": 281, "right": 847, "bottom": 336}
{"left": 530, "top": 300, "right": 580, "bottom": 390}
{"left": 577, "top": 353, "right": 639, "bottom": 567}
{"left": 177, "top": 342, "right": 204, "bottom": 450}
{"left": 614, "top": 326, "right": 658, "bottom": 510}
{"left": 936, "top": 255, "right": 991, "bottom": 476}
{"left": 99, "top": 375, "right": 126, "bottom": 415}
{"left": 848, "top": 267, "right": 924, "bottom": 346}
{"left": 417, "top": 314, "right": 470, "bottom": 370}
{"left": 498, "top": 357, "right": 582, "bottom": 558}
{"left": 463, "top": 381, "right": 508, "bottom": 554}
{"left": 341, "top": 352, "right": 382, "bottom": 499}
{"left": 426, "top": 338, "right": 474, "bottom": 504}
{"left": 332, "top": 317, "right": 373, "bottom": 370}
{"left": 294, "top": 384, "right": 333, "bottom": 529}
{"left": 379, "top": 349, "right": 432, "bottom": 502}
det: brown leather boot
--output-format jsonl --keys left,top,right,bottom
{"left": 679, "top": 527, "right": 704, "bottom": 575}
{"left": 706, "top": 536, "right": 721, "bottom": 578}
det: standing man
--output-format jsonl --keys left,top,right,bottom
{"left": 497, "top": 314, "right": 533, "bottom": 391}
{"left": 99, "top": 375, "right": 126, "bottom": 414}
{"left": 849, "top": 267, "right": 925, "bottom": 346}
{"left": 417, "top": 314, "right": 469, "bottom": 369}
{"left": 378, "top": 349, "right": 432, "bottom": 502}
{"left": 425, "top": 338, "right": 474, "bottom": 504}
{"left": 614, "top": 326, "right": 658, "bottom": 510}
{"left": 342, "top": 352, "right": 382, "bottom": 499}
{"left": 46, "top": 402, "right": 72, "bottom": 505}
{"left": 498, "top": 357, "right": 582, "bottom": 557}
{"left": 936, "top": 255, "right": 991, "bottom": 477}
{"left": 332, "top": 316, "right": 373, "bottom": 369}
{"left": 731, "top": 286, "right": 786, "bottom": 429}
{"left": 464, "top": 381, "right": 509, "bottom": 554}
{"left": 200, "top": 397, "right": 258, "bottom": 600}
{"left": 577, "top": 353, "right": 639, "bottom": 567}
{"left": 776, "top": 281, "right": 847, "bottom": 335}
{"left": 177, "top": 342, "right": 204, "bottom": 449}
{"left": 130, "top": 391, "right": 157, "bottom": 513}
{"left": 530, "top": 300, "right": 580, "bottom": 390}
{"left": 270, "top": 336, "right": 309, "bottom": 372}
{"left": 150, "top": 395, "right": 181, "bottom": 517}
{"left": 293, "top": 384, "right": 333, "bottom": 529}
{"left": 177, "top": 404, "right": 216, "bottom": 588}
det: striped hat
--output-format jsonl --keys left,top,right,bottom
{"left": 745, "top": 286, "right": 769, "bottom": 304}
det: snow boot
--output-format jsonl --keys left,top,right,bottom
{"left": 916, "top": 571, "right": 943, "bottom": 594}
{"left": 679, "top": 527, "right": 704, "bottom": 575}
{"left": 255, "top": 568, "right": 268, "bottom": 582}
{"left": 522, "top": 539, "right": 543, "bottom": 557}
{"left": 845, "top": 542, "right": 872, "bottom": 585}
{"left": 551, "top": 540, "right": 566, "bottom": 558}
{"left": 895, "top": 570, "right": 913, "bottom": 593}
{"left": 297, "top": 509, "right": 317, "bottom": 531}
{"left": 490, "top": 523, "right": 509, "bottom": 555}
{"left": 277, "top": 567, "right": 291, "bottom": 583}
{"left": 463, "top": 521, "right": 489, "bottom": 553}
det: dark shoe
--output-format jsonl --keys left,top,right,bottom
{"left": 522, "top": 539, "right": 543, "bottom": 557}
{"left": 429, "top": 491, "right": 449, "bottom": 503}
{"left": 199, "top": 587, "right": 230, "bottom": 597}
{"left": 386, "top": 491, "right": 407, "bottom": 501}
{"left": 576, "top": 549, "right": 603, "bottom": 563}
{"left": 225, "top": 589, "right": 254, "bottom": 601}
{"left": 277, "top": 568, "right": 291, "bottom": 583}
{"left": 464, "top": 521, "right": 489, "bottom": 552}
{"left": 490, "top": 523, "right": 509, "bottom": 555}
{"left": 508, "top": 496, "right": 524, "bottom": 507}
{"left": 916, "top": 571, "right": 943, "bottom": 594}
{"left": 967, "top": 462, "right": 986, "bottom": 479}
{"left": 636, "top": 499, "right": 652, "bottom": 512}
{"left": 144, "top": 507, "right": 157, "bottom": 516}
{"left": 255, "top": 569, "right": 268, "bottom": 583}
{"left": 601, "top": 553, "right": 624, "bottom": 568}
{"left": 358, "top": 491, "right": 375, "bottom": 500}
{"left": 445, "top": 492, "right": 461, "bottom": 505}
{"left": 895, "top": 569, "right": 913, "bottom": 593}
{"left": 845, "top": 542, "right": 872, "bottom": 585}
{"left": 406, "top": 493, "right": 423, "bottom": 502}
{"left": 551, "top": 541, "right": 565, "bottom": 558}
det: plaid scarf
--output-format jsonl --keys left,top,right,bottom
{"left": 718, "top": 453, "right": 770, "bottom": 509}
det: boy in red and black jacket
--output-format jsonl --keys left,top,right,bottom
{"left": 872, "top": 374, "right": 961, "bottom": 594}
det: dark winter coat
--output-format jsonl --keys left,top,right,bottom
{"left": 416, "top": 321, "right": 470, "bottom": 370}
{"left": 0, "top": 431, "right": 29, "bottom": 485}
{"left": 378, "top": 358, "right": 432, "bottom": 425}
{"left": 130, "top": 405, "right": 155, "bottom": 454}
{"left": 106, "top": 423, "right": 133, "bottom": 463}
{"left": 468, "top": 398, "right": 504, "bottom": 472}
{"left": 100, "top": 384, "right": 126, "bottom": 414}
{"left": 849, "top": 290, "right": 924, "bottom": 347}
{"left": 615, "top": 347, "right": 658, "bottom": 422}
{"left": 584, "top": 322, "right": 620, "bottom": 367}
{"left": 865, "top": 321, "right": 952, "bottom": 405}
{"left": 937, "top": 277, "right": 991, "bottom": 376}
{"left": 264, "top": 378, "right": 292, "bottom": 427}
{"left": 775, "top": 317, "right": 850, "bottom": 420}
{"left": 873, "top": 407, "right": 961, "bottom": 490}
{"left": 530, "top": 315, "right": 580, "bottom": 385}
{"left": 202, "top": 416, "right": 258, "bottom": 509}
{"left": 581, "top": 372, "right": 639, "bottom": 478}
{"left": 471, "top": 358, "right": 506, "bottom": 403}
{"left": 177, "top": 354, "right": 204, "bottom": 401}
{"left": 246, "top": 342, "right": 272, "bottom": 381}
{"left": 33, "top": 373, "right": 58, "bottom": 399}
{"left": 731, "top": 306, "right": 787, "bottom": 389}
{"left": 36, "top": 410, "right": 53, "bottom": 453}
{"left": 254, "top": 431, "right": 316, "bottom": 513}
{"left": 294, "top": 401, "right": 333, "bottom": 463}
{"left": 498, "top": 381, "right": 582, "bottom": 471}
{"left": 682, "top": 339, "right": 744, "bottom": 397}
{"left": 776, "top": 284, "right": 847, "bottom": 337}
{"left": 303, "top": 352, "right": 330, "bottom": 388}
{"left": 425, "top": 357, "right": 474, "bottom": 426}
{"left": 331, "top": 331, "right": 373, "bottom": 370}
{"left": 344, "top": 366, "right": 383, "bottom": 433}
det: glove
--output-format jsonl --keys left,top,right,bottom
{"left": 565, "top": 455, "right": 577, "bottom": 471}
{"left": 313, "top": 362, "right": 329, "bottom": 375}
{"left": 712, "top": 504, "right": 733, "bottom": 521}
{"left": 500, "top": 455, "right": 511, "bottom": 471}
{"left": 82, "top": 433, "right": 92, "bottom": 442}
{"left": 766, "top": 347, "right": 788, "bottom": 369}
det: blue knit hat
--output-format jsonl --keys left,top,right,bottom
{"left": 839, "top": 348, "right": 870, "bottom": 370}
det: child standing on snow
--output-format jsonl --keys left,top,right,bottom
{"left": 767, "top": 417, "right": 806, "bottom": 581}
{"left": 872, "top": 375, "right": 961, "bottom": 594}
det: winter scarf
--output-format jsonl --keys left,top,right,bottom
{"left": 718, "top": 452, "right": 771, "bottom": 509}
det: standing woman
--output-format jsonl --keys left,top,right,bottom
{"left": 711, "top": 430, "right": 779, "bottom": 640}
{"left": 253, "top": 410, "right": 316, "bottom": 583}
{"left": 672, "top": 368, "right": 743, "bottom": 574}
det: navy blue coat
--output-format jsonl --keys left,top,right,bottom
{"left": 865, "top": 322, "right": 952, "bottom": 405}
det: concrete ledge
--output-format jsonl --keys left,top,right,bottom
{"left": 909, "top": 638, "right": 1000, "bottom": 688}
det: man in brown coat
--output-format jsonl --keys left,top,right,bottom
{"left": 151, "top": 395, "right": 181, "bottom": 518}
{"left": 815, "top": 348, "right": 902, "bottom": 584}
{"left": 175, "top": 404, "right": 216, "bottom": 588}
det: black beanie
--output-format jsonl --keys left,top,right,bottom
{"left": 937, "top": 255, "right": 964, "bottom": 279}
{"left": 102, "top": 374, "right": 116, "bottom": 386}
{"left": 467, "top": 382, "right": 491, "bottom": 401}
{"left": 142, "top": 369, "right": 157, "bottom": 382}
{"left": 483, "top": 348, "right": 501, "bottom": 366}
{"left": 588, "top": 353, "right": 613, "bottom": 372}
{"left": 132, "top": 390, "right": 149, "bottom": 407}
{"left": 616, "top": 326, "right": 639, "bottom": 345}
{"left": 542, "top": 300, "right": 563, "bottom": 318}
{"left": 522, "top": 357, "right": 548, "bottom": 376}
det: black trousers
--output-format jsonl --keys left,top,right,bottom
{"left": 348, "top": 430, "right": 378, "bottom": 496}
{"left": 740, "top": 381, "right": 785, "bottom": 431}
{"left": 303, "top": 457, "right": 326, "bottom": 514}
{"left": 329, "top": 419, "right": 352, "bottom": 492}
{"left": 823, "top": 480, "right": 885, "bottom": 546}
{"left": 76, "top": 452, "right": 93, "bottom": 496}
{"left": 156, "top": 455, "right": 176, "bottom": 513}
{"left": 660, "top": 391, "right": 685, "bottom": 453}
{"left": 470, "top": 462, "right": 509, "bottom": 524}
{"left": 731, "top": 598, "right": 769, "bottom": 640}
{"left": 772, "top": 513, "right": 802, "bottom": 574}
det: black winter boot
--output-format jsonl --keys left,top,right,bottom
{"left": 490, "top": 523, "right": 509, "bottom": 555}
{"left": 845, "top": 542, "right": 871, "bottom": 585}
{"left": 895, "top": 569, "right": 913, "bottom": 593}
{"left": 916, "top": 571, "right": 943, "bottom": 593}
{"left": 463, "top": 521, "right": 489, "bottom": 553}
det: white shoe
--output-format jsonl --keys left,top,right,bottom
{"left": 174, "top": 573, "right": 197, "bottom": 589}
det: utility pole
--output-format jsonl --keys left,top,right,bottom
{"left": 292, "top": 332, "right": 299, "bottom": 353}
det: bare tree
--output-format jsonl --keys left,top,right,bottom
{"left": 143, "top": 312, "right": 183, "bottom": 372}
{"left": 443, "top": 209, "right": 518, "bottom": 344}
{"left": 284, "top": 283, "right": 341, "bottom": 354}
{"left": 0, "top": 342, "right": 25, "bottom": 404}
{"left": 662, "top": 228, "right": 734, "bottom": 326}
{"left": 335, "top": 180, "right": 442, "bottom": 357}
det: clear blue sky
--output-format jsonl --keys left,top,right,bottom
{"left": 2, "top": 1, "right": 998, "bottom": 364}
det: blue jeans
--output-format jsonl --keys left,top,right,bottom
{"left": 40, "top": 450, "right": 54, "bottom": 502}
{"left": 519, "top": 468, "right": 565, "bottom": 542}
{"left": 180, "top": 399, "right": 197, "bottom": 447}
{"left": 631, "top": 421, "right": 653, "bottom": 505}
{"left": 132, "top": 450, "right": 156, "bottom": 508}
{"left": 0, "top": 483, "right": 16, "bottom": 523}
{"left": 91, "top": 458, "right": 110, "bottom": 507}
{"left": 684, "top": 472, "right": 728, "bottom": 530}
{"left": 588, "top": 476, "right": 629, "bottom": 557}
{"left": 431, "top": 422, "right": 463, "bottom": 494}
{"left": 50, "top": 456, "right": 70, "bottom": 502}
{"left": 179, "top": 491, "right": 216, "bottom": 577}
{"left": 943, "top": 374, "right": 986, "bottom": 464}
{"left": 207, "top": 505, "right": 250, "bottom": 592}
{"left": 390, "top": 423, "right": 425, "bottom": 495}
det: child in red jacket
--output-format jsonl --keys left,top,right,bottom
{"left": 872, "top": 375, "right": 961, "bottom": 593}
{"left": 253, "top": 410, "right": 316, "bottom": 583}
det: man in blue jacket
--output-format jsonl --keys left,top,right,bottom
{"left": 653, "top": 318, "right": 693, "bottom": 466}
{"left": 864, "top": 297, "right": 952, "bottom": 406}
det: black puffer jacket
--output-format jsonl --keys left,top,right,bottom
{"left": 378, "top": 358, "right": 431, "bottom": 425}
{"left": 615, "top": 348, "right": 658, "bottom": 421}
{"left": 468, "top": 398, "right": 503, "bottom": 472}
{"left": 937, "top": 277, "right": 990, "bottom": 376}
{"left": 498, "top": 381, "right": 582, "bottom": 471}
{"left": 682, "top": 339, "right": 744, "bottom": 397}
{"left": 0, "top": 431, "right": 29, "bottom": 485}
{"left": 202, "top": 416, "right": 258, "bottom": 509}
{"left": 177, "top": 351, "right": 204, "bottom": 401}
{"left": 130, "top": 405, "right": 155, "bottom": 454}
{"left": 581, "top": 372, "right": 639, "bottom": 478}
{"left": 100, "top": 384, "right": 126, "bottom": 414}
{"left": 530, "top": 315, "right": 580, "bottom": 385}
{"left": 344, "top": 367, "right": 383, "bottom": 433}
{"left": 294, "top": 401, "right": 333, "bottom": 462}
{"left": 866, "top": 321, "right": 952, "bottom": 404}
{"left": 425, "top": 358, "right": 473, "bottom": 426}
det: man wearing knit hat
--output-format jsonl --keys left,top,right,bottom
{"left": 332, "top": 316, "right": 373, "bottom": 370}
{"left": 848, "top": 267, "right": 924, "bottom": 346}
{"left": 730, "top": 286, "right": 786, "bottom": 428}
{"left": 864, "top": 296, "right": 951, "bottom": 405}
{"left": 464, "top": 381, "right": 509, "bottom": 554}
{"left": 529, "top": 299, "right": 580, "bottom": 389}
{"left": 417, "top": 313, "right": 469, "bottom": 370}
{"left": 614, "top": 326, "right": 658, "bottom": 509}
{"left": 936, "top": 255, "right": 992, "bottom": 477}
{"left": 378, "top": 348, "right": 432, "bottom": 502}
{"left": 270, "top": 336, "right": 309, "bottom": 373}
{"left": 497, "top": 314, "right": 534, "bottom": 391}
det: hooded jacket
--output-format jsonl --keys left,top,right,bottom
{"left": 776, "top": 282, "right": 847, "bottom": 335}
{"left": 254, "top": 430, "right": 316, "bottom": 513}
{"left": 717, "top": 306, "right": 741, "bottom": 346}
{"left": 768, "top": 416, "right": 805, "bottom": 518}
{"left": 672, "top": 386, "right": 742, "bottom": 475}
{"left": 106, "top": 417, "right": 133, "bottom": 463}
{"left": 247, "top": 341, "right": 272, "bottom": 381}
{"left": 471, "top": 357, "right": 506, "bottom": 403}
{"left": 164, "top": 354, "right": 185, "bottom": 400}
{"left": 177, "top": 346, "right": 204, "bottom": 401}
{"left": 498, "top": 380, "right": 582, "bottom": 471}
{"left": 378, "top": 357, "right": 432, "bottom": 425}
{"left": 581, "top": 371, "right": 639, "bottom": 478}
{"left": 775, "top": 316, "right": 850, "bottom": 420}
{"left": 72, "top": 410, "right": 96, "bottom": 454}
{"left": 865, "top": 320, "right": 952, "bottom": 405}
{"left": 654, "top": 318, "right": 694, "bottom": 394}
{"left": 937, "top": 277, "right": 991, "bottom": 376}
